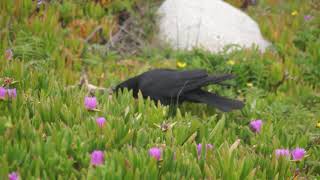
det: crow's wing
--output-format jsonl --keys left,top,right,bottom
{"left": 138, "top": 69, "right": 207, "bottom": 98}
{"left": 138, "top": 69, "right": 232, "bottom": 98}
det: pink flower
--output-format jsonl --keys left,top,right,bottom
{"left": 0, "top": 87, "right": 6, "bottom": 99}
{"left": 84, "top": 97, "right": 97, "bottom": 110}
{"left": 291, "top": 148, "right": 306, "bottom": 161}
{"left": 96, "top": 117, "right": 106, "bottom": 127}
{"left": 149, "top": 147, "right": 162, "bottom": 161}
{"left": 304, "top": 15, "right": 313, "bottom": 21}
{"left": 8, "top": 172, "right": 19, "bottom": 180}
{"left": 5, "top": 49, "right": 13, "bottom": 60}
{"left": 249, "top": 119, "right": 263, "bottom": 133}
{"left": 90, "top": 150, "right": 104, "bottom": 166}
{"left": 0, "top": 87, "right": 16, "bottom": 100}
{"left": 197, "top": 143, "right": 214, "bottom": 156}
{"left": 275, "top": 149, "right": 290, "bottom": 158}
{"left": 37, "top": 0, "right": 44, "bottom": 6}
{"left": 7, "top": 88, "right": 17, "bottom": 99}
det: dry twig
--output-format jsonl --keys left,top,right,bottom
{"left": 66, "top": 71, "right": 113, "bottom": 96}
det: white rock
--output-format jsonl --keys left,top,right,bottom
{"left": 157, "top": 0, "right": 270, "bottom": 53}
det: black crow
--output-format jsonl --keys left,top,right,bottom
{"left": 115, "top": 69, "right": 244, "bottom": 112}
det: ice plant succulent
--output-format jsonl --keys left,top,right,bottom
{"left": 275, "top": 149, "right": 290, "bottom": 158}
{"left": 8, "top": 172, "right": 19, "bottom": 180}
{"left": 96, "top": 117, "right": 106, "bottom": 127}
{"left": 249, "top": 119, "right": 263, "bottom": 133}
{"left": 149, "top": 147, "right": 162, "bottom": 161}
{"left": 0, "top": 87, "right": 6, "bottom": 99}
{"left": 291, "top": 148, "right": 306, "bottom": 161}
{"left": 91, "top": 150, "right": 104, "bottom": 166}
{"left": 84, "top": 96, "right": 97, "bottom": 110}
{"left": 197, "top": 143, "right": 214, "bottom": 156}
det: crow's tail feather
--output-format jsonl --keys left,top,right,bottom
{"left": 186, "top": 90, "right": 244, "bottom": 112}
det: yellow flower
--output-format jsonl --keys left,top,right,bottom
{"left": 227, "top": 60, "right": 235, "bottom": 66}
{"left": 176, "top": 61, "right": 187, "bottom": 68}
{"left": 291, "top": 10, "right": 298, "bottom": 16}
{"left": 247, "top": 83, "right": 253, "bottom": 87}
{"left": 316, "top": 122, "right": 320, "bottom": 128}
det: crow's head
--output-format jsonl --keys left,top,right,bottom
{"left": 114, "top": 76, "right": 139, "bottom": 98}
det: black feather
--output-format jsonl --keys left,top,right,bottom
{"left": 115, "top": 69, "right": 244, "bottom": 112}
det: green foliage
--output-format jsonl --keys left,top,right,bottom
{"left": 0, "top": 0, "right": 319, "bottom": 179}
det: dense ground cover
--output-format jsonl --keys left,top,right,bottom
{"left": 0, "top": 0, "right": 319, "bottom": 179}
